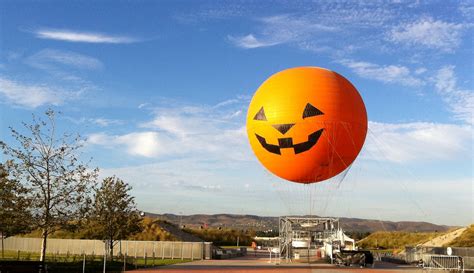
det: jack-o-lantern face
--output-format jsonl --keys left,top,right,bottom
{"left": 246, "top": 67, "right": 367, "bottom": 183}
{"left": 253, "top": 103, "right": 324, "bottom": 155}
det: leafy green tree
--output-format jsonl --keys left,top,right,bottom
{"left": 0, "top": 163, "right": 32, "bottom": 257}
{"left": 87, "top": 176, "right": 142, "bottom": 259}
{"left": 0, "top": 109, "right": 98, "bottom": 261}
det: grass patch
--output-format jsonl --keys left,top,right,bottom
{"left": 0, "top": 250, "right": 192, "bottom": 272}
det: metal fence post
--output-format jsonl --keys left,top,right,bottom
{"left": 82, "top": 252, "right": 86, "bottom": 273}
{"left": 103, "top": 241, "right": 107, "bottom": 273}
{"left": 123, "top": 253, "right": 127, "bottom": 272}
{"left": 153, "top": 242, "right": 156, "bottom": 266}
{"left": 171, "top": 243, "right": 174, "bottom": 260}
{"left": 143, "top": 243, "right": 146, "bottom": 267}
{"left": 134, "top": 241, "right": 137, "bottom": 260}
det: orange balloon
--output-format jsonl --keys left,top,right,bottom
{"left": 246, "top": 67, "right": 367, "bottom": 183}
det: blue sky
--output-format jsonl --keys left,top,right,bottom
{"left": 1, "top": 0, "right": 472, "bottom": 226}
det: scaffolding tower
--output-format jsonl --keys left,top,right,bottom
{"left": 279, "top": 216, "right": 345, "bottom": 262}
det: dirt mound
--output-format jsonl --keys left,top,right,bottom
{"left": 158, "top": 221, "right": 204, "bottom": 242}
{"left": 421, "top": 227, "right": 467, "bottom": 247}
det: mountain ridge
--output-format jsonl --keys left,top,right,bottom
{"left": 144, "top": 213, "right": 453, "bottom": 232}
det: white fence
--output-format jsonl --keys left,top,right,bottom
{"left": 3, "top": 237, "right": 204, "bottom": 260}
{"left": 406, "top": 246, "right": 473, "bottom": 270}
{"left": 422, "top": 254, "right": 463, "bottom": 271}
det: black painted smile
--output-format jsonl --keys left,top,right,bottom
{"left": 255, "top": 129, "right": 324, "bottom": 155}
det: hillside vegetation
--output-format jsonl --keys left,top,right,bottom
{"left": 183, "top": 228, "right": 255, "bottom": 246}
{"left": 357, "top": 231, "right": 444, "bottom": 250}
{"left": 445, "top": 225, "right": 474, "bottom": 247}
{"left": 20, "top": 217, "right": 176, "bottom": 241}
{"left": 128, "top": 218, "right": 176, "bottom": 241}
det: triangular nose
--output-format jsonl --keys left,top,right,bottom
{"left": 272, "top": 123, "right": 295, "bottom": 135}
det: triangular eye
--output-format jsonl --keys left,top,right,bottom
{"left": 253, "top": 107, "right": 267, "bottom": 121}
{"left": 302, "top": 103, "right": 324, "bottom": 119}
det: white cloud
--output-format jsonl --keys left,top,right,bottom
{"left": 340, "top": 60, "right": 472, "bottom": 125}
{"left": 0, "top": 77, "right": 78, "bottom": 108}
{"left": 224, "top": 3, "right": 403, "bottom": 52}
{"left": 339, "top": 59, "right": 424, "bottom": 87}
{"left": 88, "top": 97, "right": 251, "bottom": 161}
{"left": 388, "top": 17, "right": 465, "bottom": 52}
{"left": 459, "top": 0, "right": 474, "bottom": 18}
{"left": 26, "top": 49, "right": 103, "bottom": 71}
{"left": 88, "top": 131, "right": 163, "bottom": 157}
{"left": 228, "top": 15, "right": 337, "bottom": 49}
{"left": 22, "top": 49, "right": 103, "bottom": 88}
{"left": 138, "top": 103, "right": 150, "bottom": 109}
{"left": 63, "top": 116, "right": 122, "bottom": 127}
{"left": 34, "top": 28, "right": 138, "bottom": 43}
{"left": 90, "top": 118, "right": 122, "bottom": 127}
{"left": 365, "top": 121, "right": 472, "bottom": 163}
{"left": 228, "top": 34, "right": 281, "bottom": 49}
{"left": 414, "top": 68, "right": 427, "bottom": 75}
{"left": 432, "top": 66, "right": 473, "bottom": 125}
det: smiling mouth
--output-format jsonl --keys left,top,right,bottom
{"left": 255, "top": 129, "right": 324, "bottom": 155}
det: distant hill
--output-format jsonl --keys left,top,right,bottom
{"left": 144, "top": 213, "right": 452, "bottom": 233}
{"left": 338, "top": 217, "right": 452, "bottom": 232}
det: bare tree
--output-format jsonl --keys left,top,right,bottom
{"left": 87, "top": 176, "right": 141, "bottom": 259}
{"left": 0, "top": 163, "right": 32, "bottom": 258}
{"left": 0, "top": 109, "right": 98, "bottom": 261}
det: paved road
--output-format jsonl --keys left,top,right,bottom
{"left": 126, "top": 253, "right": 422, "bottom": 273}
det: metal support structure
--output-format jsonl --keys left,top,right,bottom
{"left": 279, "top": 216, "right": 344, "bottom": 263}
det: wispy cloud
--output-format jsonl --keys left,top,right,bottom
{"left": 224, "top": 2, "right": 403, "bottom": 52}
{"left": 34, "top": 28, "right": 138, "bottom": 44}
{"left": 88, "top": 97, "right": 250, "bottom": 161}
{"left": 228, "top": 34, "right": 281, "bottom": 49}
{"left": 313, "top": 2, "right": 397, "bottom": 27}
{"left": 388, "top": 17, "right": 465, "bottom": 52}
{"left": 0, "top": 77, "right": 80, "bottom": 108}
{"left": 90, "top": 118, "right": 122, "bottom": 127}
{"left": 432, "top": 66, "right": 473, "bottom": 125}
{"left": 26, "top": 49, "right": 103, "bottom": 71}
{"left": 228, "top": 14, "right": 337, "bottom": 49}
{"left": 365, "top": 121, "right": 472, "bottom": 163}
{"left": 65, "top": 116, "right": 122, "bottom": 127}
{"left": 459, "top": 0, "right": 474, "bottom": 18}
{"left": 339, "top": 59, "right": 424, "bottom": 87}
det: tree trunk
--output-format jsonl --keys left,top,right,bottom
{"left": 109, "top": 240, "right": 114, "bottom": 261}
{"left": 40, "top": 229, "right": 48, "bottom": 262}
{"left": 1, "top": 231, "right": 4, "bottom": 258}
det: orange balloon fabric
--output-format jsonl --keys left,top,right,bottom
{"left": 246, "top": 67, "right": 367, "bottom": 183}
